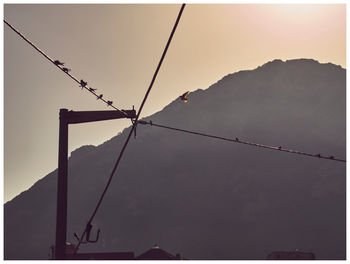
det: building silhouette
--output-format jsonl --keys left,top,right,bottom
{"left": 63, "top": 244, "right": 185, "bottom": 260}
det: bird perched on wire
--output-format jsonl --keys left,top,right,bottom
{"left": 54, "top": 60, "right": 65, "bottom": 66}
{"left": 97, "top": 94, "right": 103, "bottom": 100}
{"left": 180, "top": 91, "right": 189, "bottom": 102}
{"left": 107, "top": 100, "right": 113, "bottom": 106}
{"left": 62, "top": 67, "right": 71, "bottom": 73}
{"left": 79, "top": 80, "right": 87, "bottom": 89}
{"left": 89, "top": 87, "right": 97, "bottom": 92}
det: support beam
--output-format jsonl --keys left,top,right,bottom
{"left": 65, "top": 110, "right": 136, "bottom": 124}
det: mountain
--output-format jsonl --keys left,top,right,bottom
{"left": 4, "top": 59, "right": 346, "bottom": 260}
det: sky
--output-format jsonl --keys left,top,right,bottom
{"left": 3, "top": 3, "right": 346, "bottom": 203}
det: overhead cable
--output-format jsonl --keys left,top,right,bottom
{"left": 3, "top": 19, "right": 130, "bottom": 117}
{"left": 73, "top": 3, "right": 186, "bottom": 254}
{"left": 136, "top": 120, "right": 346, "bottom": 163}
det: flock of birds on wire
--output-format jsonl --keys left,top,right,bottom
{"left": 52, "top": 58, "right": 339, "bottom": 161}
{"left": 42, "top": 57, "right": 342, "bottom": 162}
{"left": 53, "top": 59, "right": 113, "bottom": 106}
{"left": 55, "top": 58, "right": 190, "bottom": 108}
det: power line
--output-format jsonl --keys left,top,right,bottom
{"left": 3, "top": 19, "right": 130, "bottom": 117}
{"left": 73, "top": 3, "right": 186, "bottom": 253}
{"left": 136, "top": 120, "right": 346, "bottom": 163}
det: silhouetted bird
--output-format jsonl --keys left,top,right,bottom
{"left": 54, "top": 60, "right": 64, "bottom": 66}
{"left": 278, "top": 146, "right": 282, "bottom": 150}
{"left": 235, "top": 137, "right": 239, "bottom": 142}
{"left": 62, "top": 67, "right": 71, "bottom": 73}
{"left": 80, "top": 80, "right": 87, "bottom": 89}
{"left": 89, "top": 87, "right": 97, "bottom": 92}
{"left": 97, "top": 94, "right": 103, "bottom": 100}
{"left": 180, "top": 91, "right": 189, "bottom": 102}
{"left": 330, "top": 156, "right": 334, "bottom": 159}
{"left": 107, "top": 100, "right": 113, "bottom": 106}
{"left": 316, "top": 154, "right": 321, "bottom": 158}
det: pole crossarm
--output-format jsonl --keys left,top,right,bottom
{"left": 62, "top": 109, "right": 136, "bottom": 124}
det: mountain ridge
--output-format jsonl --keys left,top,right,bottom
{"left": 4, "top": 58, "right": 345, "bottom": 260}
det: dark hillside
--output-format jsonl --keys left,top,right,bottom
{"left": 4, "top": 59, "right": 345, "bottom": 260}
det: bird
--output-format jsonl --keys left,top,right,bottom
{"left": 316, "top": 154, "right": 321, "bottom": 158}
{"left": 179, "top": 91, "right": 189, "bottom": 102}
{"left": 235, "top": 137, "right": 239, "bottom": 142}
{"left": 79, "top": 80, "right": 87, "bottom": 89}
{"left": 97, "top": 94, "right": 103, "bottom": 100}
{"left": 278, "top": 146, "right": 282, "bottom": 150}
{"left": 107, "top": 100, "right": 113, "bottom": 106}
{"left": 54, "top": 60, "right": 65, "bottom": 66}
{"left": 137, "top": 120, "right": 147, "bottom": 125}
{"left": 89, "top": 87, "right": 97, "bottom": 92}
{"left": 329, "top": 156, "right": 334, "bottom": 159}
{"left": 62, "top": 67, "right": 71, "bottom": 73}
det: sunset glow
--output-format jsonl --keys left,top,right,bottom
{"left": 4, "top": 3, "right": 346, "bottom": 201}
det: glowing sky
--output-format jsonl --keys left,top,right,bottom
{"left": 4, "top": 4, "right": 346, "bottom": 202}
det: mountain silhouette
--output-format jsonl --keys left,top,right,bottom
{"left": 4, "top": 59, "right": 345, "bottom": 260}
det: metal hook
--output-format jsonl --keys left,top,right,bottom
{"left": 85, "top": 222, "right": 100, "bottom": 243}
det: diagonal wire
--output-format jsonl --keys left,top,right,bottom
{"left": 73, "top": 3, "right": 186, "bottom": 254}
{"left": 136, "top": 120, "right": 346, "bottom": 163}
{"left": 4, "top": 19, "right": 131, "bottom": 117}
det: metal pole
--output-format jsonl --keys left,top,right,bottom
{"left": 55, "top": 108, "right": 69, "bottom": 260}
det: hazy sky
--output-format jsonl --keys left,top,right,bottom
{"left": 4, "top": 4, "right": 346, "bottom": 202}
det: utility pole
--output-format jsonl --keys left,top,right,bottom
{"left": 55, "top": 109, "right": 69, "bottom": 260}
{"left": 54, "top": 108, "right": 136, "bottom": 260}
